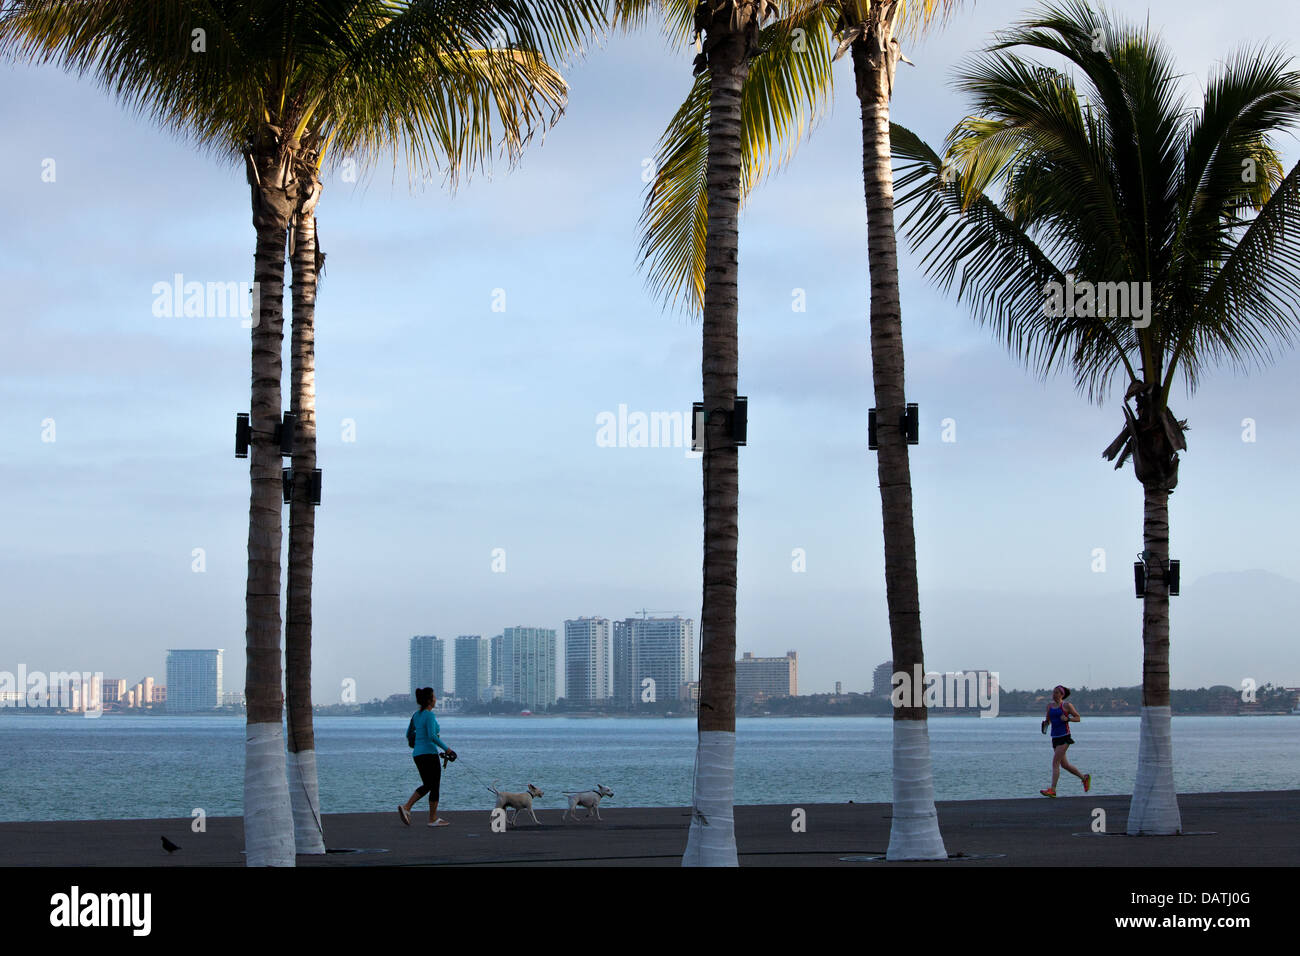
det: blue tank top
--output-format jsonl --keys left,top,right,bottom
{"left": 1048, "top": 705, "right": 1069, "bottom": 737}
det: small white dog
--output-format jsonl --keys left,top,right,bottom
{"left": 487, "top": 781, "right": 545, "bottom": 826}
{"left": 563, "top": 784, "right": 614, "bottom": 822}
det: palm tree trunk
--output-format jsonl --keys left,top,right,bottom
{"left": 286, "top": 169, "right": 325, "bottom": 855}
{"left": 852, "top": 17, "right": 946, "bottom": 861}
{"left": 244, "top": 141, "right": 297, "bottom": 867}
{"left": 683, "top": 30, "right": 748, "bottom": 869}
{"left": 1128, "top": 482, "right": 1182, "bottom": 834}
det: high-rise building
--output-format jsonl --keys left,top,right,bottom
{"left": 409, "top": 635, "right": 445, "bottom": 697}
{"left": 499, "top": 626, "right": 556, "bottom": 711}
{"left": 872, "top": 659, "right": 894, "bottom": 698}
{"left": 613, "top": 616, "right": 694, "bottom": 708}
{"left": 736, "top": 651, "right": 798, "bottom": 702}
{"left": 490, "top": 635, "right": 503, "bottom": 687}
{"left": 454, "top": 635, "right": 490, "bottom": 703}
{"left": 564, "top": 617, "right": 610, "bottom": 704}
{"left": 165, "top": 650, "right": 223, "bottom": 712}
{"left": 102, "top": 678, "right": 126, "bottom": 706}
{"left": 126, "top": 676, "right": 156, "bottom": 710}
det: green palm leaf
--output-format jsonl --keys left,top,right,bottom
{"left": 638, "top": 3, "right": 837, "bottom": 314}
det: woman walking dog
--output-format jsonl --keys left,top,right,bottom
{"left": 399, "top": 687, "right": 457, "bottom": 827}
{"left": 1040, "top": 685, "right": 1091, "bottom": 797}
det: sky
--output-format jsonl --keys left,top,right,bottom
{"left": 1, "top": 0, "right": 1298, "bottom": 705}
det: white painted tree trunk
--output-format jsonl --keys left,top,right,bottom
{"left": 682, "top": 731, "right": 738, "bottom": 867}
{"left": 1127, "top": 705, "right": 1182, "bottom": 834}
{"left": 288, "top": 748, "right": 325, "bottom": 854}
{"left": 245, "top": 721, "right": 296, "bottom": 866}
{"left": 887, "top": 718, "right": 948, "bottom": 860}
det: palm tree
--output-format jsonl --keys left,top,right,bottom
{"left": 615, "top": 0, "right": 837, "bottom": 865}
{"left": 276, "top": 29, "right": 581, "bottom": 858}
{"left": 835, "top": 0, "right": 959, "bottom": 860}
{"left": 285, "top": 158, "right": 324, "bottom": 853}
{"left": 1, "top": 0, "right": 600, "bottom": 865}
{"left": 637, "top": 0, "right": 959, "bottom": 861}
{"left": 890, "top": 0, "right": 1300, "bottom": 834}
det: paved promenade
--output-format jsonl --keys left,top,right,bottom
{"left": 2, "top": 790, "right": 1294, "bottom": 866}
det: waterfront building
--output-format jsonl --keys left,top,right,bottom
{"left": 564, "top": 617, "right": 610, "bottom": 704}
{"left": 736, "top": 651, "right": 798, "bottom": 703}
{"left": 409, "top": 635, "right": 446, "bottom": 697}
{"left": 613, "top": 616, "right": 694, "bottom": 709}
{"left": 499, "top": 627, "right": 557, "bottom": 711}
{"left": 454, "top": 635, "right": 491, "bottom": 704}
{"left": 165, "top": 650, "right": 223, "bottom": 712}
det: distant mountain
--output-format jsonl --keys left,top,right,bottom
{"left": 1190, "top": 569, "right": 1300, "bottom": 593}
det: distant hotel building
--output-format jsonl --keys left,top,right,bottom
{"left": 454, "top": 635, "right": 491, "bottom": 703}
{"left": 873, "top": 660, "right": 894, "bottom": 697}
{"left": 613, "top": 616, "right": 694, "bottom": 708}
{"left": 736, "top": 651, "right": 798, "bottom": 703}
{"left": 409, "top": 635, "right": 445, "bottom": 697}
{"left": 498, "top": 627, "right": 557, "bottom": 711}
{"left": 165, "top": 649, "right": 223, "bottom": 712}
{"left": 101, "top": 679, "right": 127, "bottom": 706}
{"left": 564, "top": 617, "right": 610, "bottom": 705}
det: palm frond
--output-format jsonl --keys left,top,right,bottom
{"left": 637, "top": 4, "right": 836, "bottom": 314}
{"left": 0, "top": 0, "right": 272, "bottom": 155}
{"left": 611, "top": 0, "right": 696, "bottom": 47}
{"left": 1167, "top": 159, "right": 1300, "bottom": 395}
{"left": 892, "top": 121, "right": 1140, "bottom": 399}
{"left": 1171, "top": 47, "right": 1300, "bottom": 300}
{"left": 330, "top": 44, "right": 567, "bottom": 186}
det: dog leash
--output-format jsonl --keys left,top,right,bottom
{"left": 442, "top": 751, "right": 501, "bottom": 792}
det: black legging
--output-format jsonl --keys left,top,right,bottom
{"left": 413, "top": 753, "right": 441, "bottom": 800}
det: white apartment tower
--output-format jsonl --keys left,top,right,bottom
{"left": 613, "top": 616, "right": 694, "bottom": 708}
{"left": 499, "top": 626, "right": 557, "bottom": 711}
{"left": 564, "top": 617, "right": 610, "bottom": 704}
{"left": 409, "top": 635, "right": 445, "bottom": 697}
{"left": 454, "top": 635, "right": 491, "bottom": 703}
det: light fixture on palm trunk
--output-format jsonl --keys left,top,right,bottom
{"left": 281, "top": 467, "right": 322, "bottom": 506}
{"left": 730, "top": 397, "right": 748, "bottom": 446}
{"left": 690, "top": 398, "right": 747, "bottom": 448}
{"left": 235, "top": 411, "right": 294, "bottom": 458}
{"left": 868, "top": 403, "right": 919, "bottom": 449}
{"left": 235, "top": 413, "right": 251, "bottom": 458}
{"left": 1134, "top": 556, "right": 1180, "bottom": 597}
{"left": 276, "top": 411, "right": 296, "bottom": 456}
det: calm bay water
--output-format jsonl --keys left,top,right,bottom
{"left": 0, "top": 714, "right": 1295, "bottom": 823}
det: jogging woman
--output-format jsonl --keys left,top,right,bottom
{"left": 1040, "top": 685, "right": 1091, "bottom": 797}
{"left": 399, "top": 687, "right": 456, "bottom": 827}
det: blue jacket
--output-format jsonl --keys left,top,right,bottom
{"left": 409, "top": 709, "right": 450, "bottom": 757}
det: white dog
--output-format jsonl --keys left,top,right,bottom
{"left": 487, "top": 781, "right": 545, "bottom": 826}
{"left": 563, "top": 784, "right": 614, "bottom": 822}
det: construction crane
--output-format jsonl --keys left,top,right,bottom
{"left": 634, "top": 608, "right": 678, "bottom": 620}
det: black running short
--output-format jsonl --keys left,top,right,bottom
{"left": 1051, "top": 735, "right": 1075, "bottom": 748}
{"left": 413, "top": 753, "right": 441, "bottom": 800}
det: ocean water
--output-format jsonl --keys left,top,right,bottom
{"left": 0, "top": 714, "right": 1295, "bottom": 824}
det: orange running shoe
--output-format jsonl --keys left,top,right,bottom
{"left": 1040, "top": 788, "right": 1057, "bottom": 797}
{"left": 1083, "top": 774, "right": 1092, "bottom": 793}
